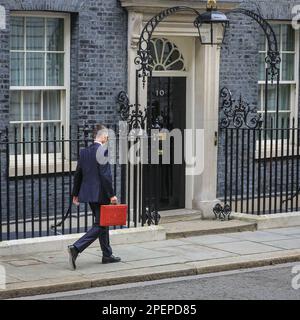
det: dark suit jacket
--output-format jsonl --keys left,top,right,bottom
{"left": 71, "top": 142, "right": 114, "bottom": 204}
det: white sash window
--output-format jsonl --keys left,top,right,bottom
{"left": 9, "top": 12, "right": 70, "bottom": 155}
{"left": 258, "top": 23, "right": 299, "bottom": 132}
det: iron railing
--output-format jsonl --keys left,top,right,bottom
{"left": 218, "top": 118, "right": 300, "bottom": 215}
{"left": 0, "top": 124, "right": 127, "bottom": 241}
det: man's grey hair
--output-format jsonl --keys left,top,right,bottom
{"left": 93, "top": 124, "right": 109, "bottom": 140}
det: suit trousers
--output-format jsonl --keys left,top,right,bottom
{"left": 73, "top": 203, "right": 113, "bottom": 257}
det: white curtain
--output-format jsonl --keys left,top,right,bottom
{"left": 47, "top": 18, "right": 64, "bottom": 51}
{"left": 11, "top": 16, "right": 24, "bottom": 50}
{"left": 26, "top": 17, "right": 44, "bottom": 50}
{"left": 26, "top": 52, "right": 44, "bottom": 86}
{"left": 47, "top": 53, "right": 64, "bottom": 86}
{"left": 43, "top": 91, "right": 61, "bottom": 120}
{"left": 23, "top": 91, "right": 41, "bottom": 121}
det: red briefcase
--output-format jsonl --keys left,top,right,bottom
{"left": 100, "top": 204, "right": 127, "bottom": 227}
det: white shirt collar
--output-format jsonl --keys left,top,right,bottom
{"left": 94, "top": 141, "right": 103, "bottom": 146}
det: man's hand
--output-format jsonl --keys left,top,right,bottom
{"left": 73, "top": 196, "right": 80, "bottom": 206}
{"left": 110, "top": 196, "right": 118, "bottom": 204}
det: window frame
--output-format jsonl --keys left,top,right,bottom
{"left": 9, "top": 11, "right": 71, "bottom": 137}
{"left": 257, "top": 21, "right": 299, "bottom": 128}
{"left": 256, "top": 21, "right": 299, "bottom": 159}
{"left": 9, "top": 11, "right": 71, "bottom": 169}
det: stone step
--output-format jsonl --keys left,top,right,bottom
{"left": 160, "top": 213, "right": 203, "bottom": 224}
{"left": 162, "top": 219, "right": 257, "bottom": 239}
{"left": 158, "top": 209, "right": 203, "bottom": 224}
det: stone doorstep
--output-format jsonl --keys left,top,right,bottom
{"left": 2, "top": 249, "right": 300, "bottom": 300}
{"left": 160, "top": 213, "right": 203, "bottom": 224}
{"left": 159, "top": 209, "right": 203, "bottom": 224}
{"left": 0, "top": 226, "right": 166, "bottom": 257}
{"left": 231, "top": 212, "right": 300, "bottom": 230}
{"left": 164, "top": 220, "right": 257, "bottom": 239}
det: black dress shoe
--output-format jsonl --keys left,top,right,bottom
{"left": 68, "top": 245, "right": 79, "bottom": 270}
{"left": 102, "top": 254, "right": 121, "bottom": 264}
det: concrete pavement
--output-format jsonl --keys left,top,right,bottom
{"left": 2, "top": 226, "right": 300, "bottom": 299}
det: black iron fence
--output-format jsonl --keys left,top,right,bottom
{"left": 0, "top": 124, "right": 130, "bottom": 241}
{"left": 0, "top": 123, "right": 162, "bottom": 241}
{"left": 218, "top": 118, "right": 300, "bottom": 215}
{"left": 6, "top": 117, "right": 298, "bottom": 240}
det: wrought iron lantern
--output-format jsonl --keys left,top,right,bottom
{"left": 194, "top": 0, "right": 229, "bottom": 45}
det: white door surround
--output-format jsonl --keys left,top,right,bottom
{"left": 122, "top": 3, "right": 237, "bottom": 218}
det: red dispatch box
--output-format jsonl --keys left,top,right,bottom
{"left": 100, "top": 204, "right": 127, "bottom": 227}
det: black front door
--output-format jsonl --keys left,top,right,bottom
{"left": 147, "top": 77, "right": 186, "bottom": 211}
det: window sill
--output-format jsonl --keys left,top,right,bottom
{"left": 9, "top": 160, "right": 78, "bottom": 178}
{"left": 255, "top": 147, "right": 299, "bottom": 160}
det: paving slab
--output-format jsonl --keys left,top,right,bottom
{"left": 134, "top": 239, "right": 188, "bottom": 249}
{"left": 158, "top": 244, "right": 238, "bottom": 261}
{"left": 263, "top": 238, "right": 300, "bottom": 250}
{"left": 124, "top": 255, "right": 189, "bottom": 268}
{"left": 74, "top": 262, "right": 135, "bottom": 275}
{"left": 207, "top": 240, "right": 282, "bottom": 255}
{"left": 266, "top": 227, "right": 300, "bottom": 236}
{"left": 179, "top": 234, "right": 242, "bottom": 245}
{"left": 1, "top": 261, "right": 83, "bottom": 282}
{"left": 6, "top": 259, "right": 46, "bottom": 267}
{"left": 110, "top": 245, "right": 176, "bottom": 262}
{"left": 185, "top": 249, "right": 300, "bottom": 273}
{"left": 221, "top": 231, "right": 294, "bottom": 242}
{"left": 29, "top": 251, "right": 77, "bottom": 264}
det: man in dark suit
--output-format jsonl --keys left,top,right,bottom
{"left": 67, "top": 124, "right": 121, "bottom": 270}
